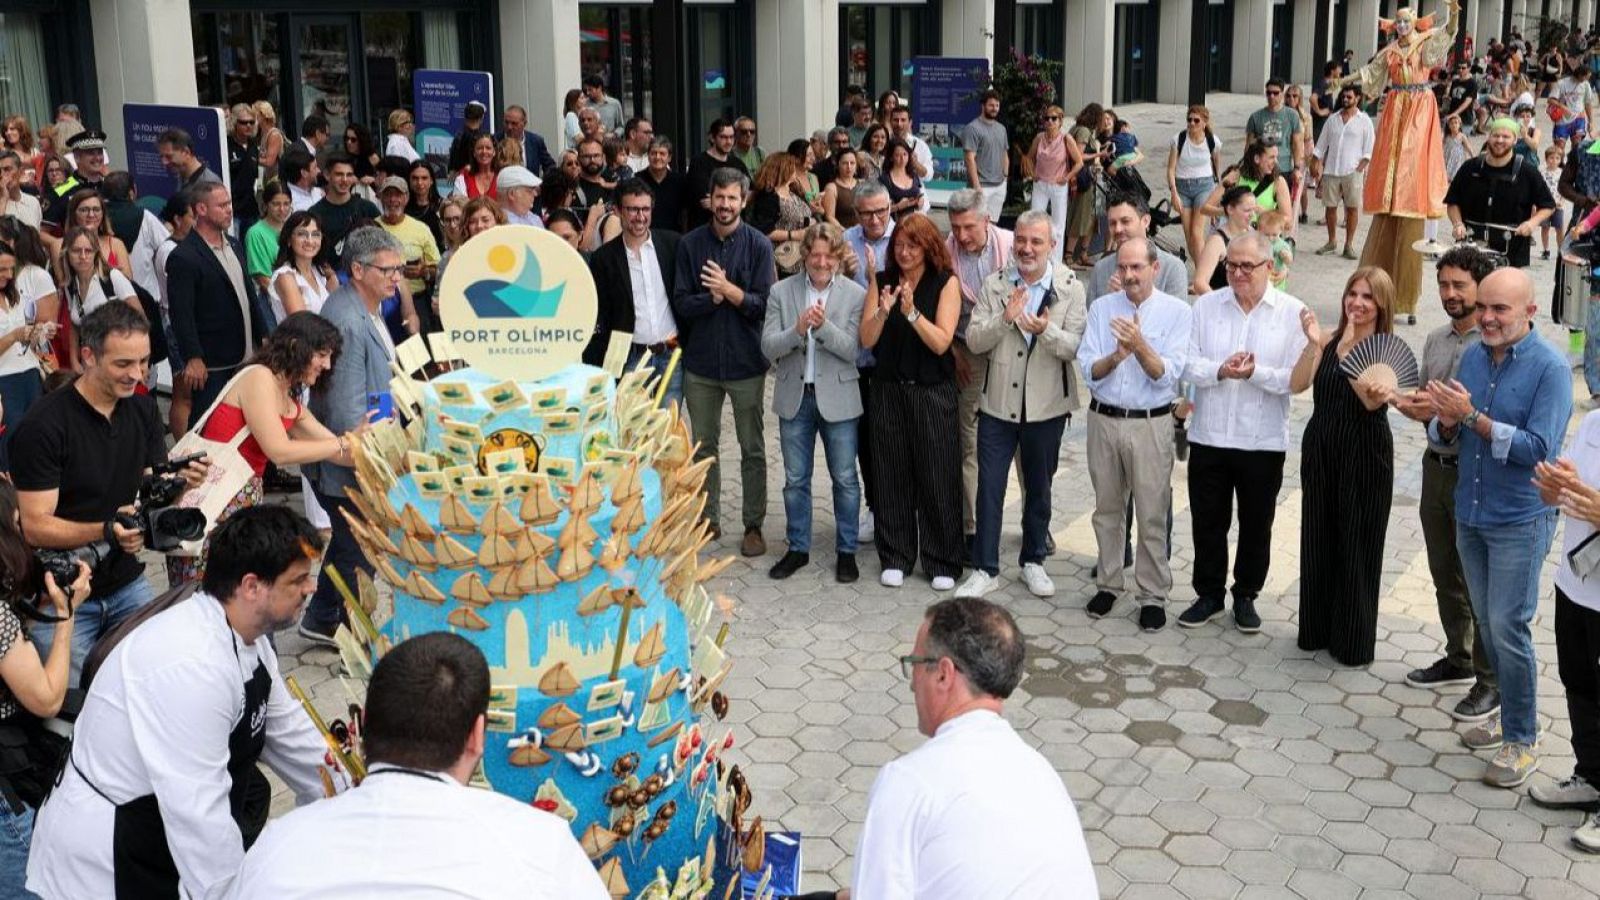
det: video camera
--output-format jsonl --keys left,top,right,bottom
{"left": 33, "top": 452, "right": 210, "bottom": 595}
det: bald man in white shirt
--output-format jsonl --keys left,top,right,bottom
{"left": 852, "top": 597, "right": 1097, "bottom": 899}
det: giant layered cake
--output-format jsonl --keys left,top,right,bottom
{"left": 330, "top": 361, "right": 786, "bottom": 898}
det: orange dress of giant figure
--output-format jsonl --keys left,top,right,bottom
{"left": 1348, "top": 1, "right": 1459, "bottom": 315}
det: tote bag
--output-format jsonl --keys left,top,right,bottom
{"left": 165, "top": 366, "right": 263, "bottom": 557}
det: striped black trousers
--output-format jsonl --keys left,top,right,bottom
{"left": 870, "top": 379, "right": 964, "bottom": 579}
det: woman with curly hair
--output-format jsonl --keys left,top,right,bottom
{"left": 166, "top": 310, "right": 361, "bottom": 584}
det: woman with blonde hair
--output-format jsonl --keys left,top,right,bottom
{"left": 1167, "top": 104, "right": 1223, "bottom": 263}
{"left": 385, "top": 109, "right": 420, "bottom": 163}
{"left": 253, "top": 100, "right": 285, "bottom": 185}
{"left": 1284, "top": 84, "right": 1315, "bottom": 224}
{"left": 58, "top": 226, "right": 138, "bottom": 368}
{"left": 750, "top": 152, "right": 813, "bottom": 276}
{"left": 1296, "top": 266, "right": 1399, "bottom": 667}
{"left": 1024, "top": 104, "right": 1083, "bottom": 263}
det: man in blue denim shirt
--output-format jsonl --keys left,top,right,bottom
{"left": 672, "top": 167, "right": 775, "bottom": 556}
{"left": 1427, "top": 267, "right": 1572, "bottom": 788}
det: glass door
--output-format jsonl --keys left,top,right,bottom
{"left": 1115, "top": 1, "right": 1161, "bottom": 104}
{"left": 1205, "top": 1, "right": 1234, "bottom": 93}
{"left": 580, "top": 4, "right": 654, "bottom": 123}
{"left": 684, "top": 3, "right": 747, "bottom": 144}
{"left": 839, "top": 5, "right": 938, "bottom": 99}
{"left": 294, "top": 15, "right": 358, "bottom": 138}
{"left": 1270, "top": 0, "right": 1294, "bottom": 81}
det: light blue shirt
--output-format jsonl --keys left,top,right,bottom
{"left": 1080, "top": 289, "right": 1192, "bottom": 409}
{"left": 1013, "top": 267, "right": 1052, "bottom": 347}
{"left": 845, "top": 221, "right": 894, "bottom": 367}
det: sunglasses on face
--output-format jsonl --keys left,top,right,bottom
{"left": 1266, "top": 89, "right": 1282, "bottom": 95}
{"left": 1046, "top": 115, "right": 1062, "bottom": 121}
{"left": 1188, "top": 117, "right": 1204, "bottom": 123}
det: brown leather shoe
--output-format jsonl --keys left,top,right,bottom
{"left": 740, "top": 527, "right": 766, "bottom": 557}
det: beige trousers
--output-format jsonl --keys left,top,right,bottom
{"left": 1087, "top": 408, "right": 1176, "bottom": 606}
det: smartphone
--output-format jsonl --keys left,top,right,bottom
{"left": 366, "top": 391, "right": 395, "bottom": 422}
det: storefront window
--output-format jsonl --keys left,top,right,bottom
{"left": 840, "top": 5, "right": 936, "bottom": 99}
{"left": 298, "top": 18, "right": 356, "bottom": 137}
{"left": 579, "top": 4, "right": 654, "bottom": 123}
{"left": 223, "top": 15, "right": 283, "bottom": 112}
{"left": 1014, "top": 1, "right": 1064, "bottom": 100}
{"left": 363, "top": 12, "right": 420, "bottom": 135}
{"left": 685, "top": 3, "right": 744, "bottom": 143}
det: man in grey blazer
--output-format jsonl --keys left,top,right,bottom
{"left": 299, "top": 226, "right": 407, "bottom": 645}
{"left": 760, "top": 223, "right": 865, "bottom": 584}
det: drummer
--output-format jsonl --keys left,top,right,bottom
{"left": 1444, "top": 117, "right": 1557, "bottom": 268}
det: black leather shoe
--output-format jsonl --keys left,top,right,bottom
{"left": 768, "top": 551, "right": 809, "bottom": 580}
{"left": 1087, "top": 591, "right": 1117, "bottom": 618}
{"left": 836, "top": 553, "right": 859, "bottom": 583}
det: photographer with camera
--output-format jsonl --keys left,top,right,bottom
{"left": 27, "top": 505, "right": 340, "bottom": 900}
{"left": 9, "top": 302, "right": 208, "bottom": 686}
{"left": 0, "top": 480, "right": 90, "bottom": 900}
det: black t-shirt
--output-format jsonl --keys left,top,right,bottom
{"left": 10, "top": 386, "right": 166, "bottom": 598}
{"left": 1444, "top": 155, "right": 1557, "bottom": 267}
{"left": 684, "top": 151, "right": 749, "bottom": 231}
{"left": 640, "top": 169, "right": 686, "bottom": 233}
{"left": 229, "top": 137, "right": 261, "bottom": 219}
{"left": 1446, "top": 78, "right": 1479, "bottom": 113}
{"left": 309, "top": 196, "right": 381, "bottom": 263}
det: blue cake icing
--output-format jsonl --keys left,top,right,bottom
{"left": 363, "top": 363, "right": 745, "bottom": 898}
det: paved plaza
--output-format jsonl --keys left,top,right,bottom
{"left": 236, "top": 95, "right": 1600, "bottom": 898}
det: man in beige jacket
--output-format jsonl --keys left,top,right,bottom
{"left": 956, "top": 212, "right": 1086, "bottom": 600}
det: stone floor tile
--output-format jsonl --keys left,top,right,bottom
{"left": 1334, "top": 853, "right": 1409, "bottom": 890}
{"left": 1169, "top": 866, "right": 1244, "bottom": 900}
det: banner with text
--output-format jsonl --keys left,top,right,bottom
{"left": 414, "top": 69, "right": 495, "bottom": 176}
{"left": 122, "top": 104, "right": 229, "bottom": 202}
{"left": 909, "top": 57, "right": 989, "bottom": 195}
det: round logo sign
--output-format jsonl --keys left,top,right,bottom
{"left": 435, "top": 225, "right": 598, "bottom": 380}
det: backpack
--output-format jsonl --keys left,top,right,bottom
{"left": 1177, "top": 129, "right": 1222, "bottom": 180}
{"left": 83, "top": 276, "right": 170, "bottom": 366}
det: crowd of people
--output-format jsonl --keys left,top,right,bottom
{"left": 3, "top": 25, "right": 1600, "bottom": 893}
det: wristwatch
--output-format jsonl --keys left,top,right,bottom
{"left": 905, "top": 308, "right": 923, "bottom": 324}
{"left": 1462, "top": 409, "right": 1482, "bottom": 429}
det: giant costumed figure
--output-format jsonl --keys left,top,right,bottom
{"left": 1343, "top": 0, "right": 1461, "bottom": 319}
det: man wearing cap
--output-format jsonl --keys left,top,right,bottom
{"left": 584, "top": 75, "right": 624, "bottom": 137}
{"left": 447, "top": 101, "right": 490, "bottom": 174}
{"left": 43, "top": 129, "right": 109, "bottom": 234}
{"left": 158, "top": 127, "right": 223, "bottom": 193}
{"left": 310, "top": 152, "right": 381, "bottom": 266}
{"left": 377, "top": 176, "right": 441, "bottom": 332}
{"left": 497, "top": 166, "right": 545, "bottom": 228}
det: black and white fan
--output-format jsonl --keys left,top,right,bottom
{"left": 1337, "top": 333, "right": 1420, "bottom": 394}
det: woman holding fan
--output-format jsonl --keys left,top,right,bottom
{"left": 1298, "top": 267, "right": 1409, "bottom": 666}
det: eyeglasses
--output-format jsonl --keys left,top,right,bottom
{"left": 619, "top": 204, "right": 652, "bottom": 216}
{"left": 858, "top": 206, "right": 891, "bottom": 219}
{"left": 237, "top": 119, "right": 256, "bottom": 126}
{"left": 366, "top": 263, "right": 405, "bottom": 278}
{"left": 736, "top": 128, "right": 755, "bottom": 134}
{"left": 899, "top": 655, "right": 944, "bottom": 678}
{"left": 292, "top": 229, "right": 322, "bottom": 240}
{"left": 441, "top": 215, "right": 463, "bottom": 226}
{"left": 1224, "top": 259, "right": 1268, "bottom": 274}
{"left": 78, "top": 206, "right": 103, "bottom": 216}
{"left": 1187, "top": 117, "right": 1204, "bottom": 123}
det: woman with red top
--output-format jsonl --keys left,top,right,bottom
{"left": 166, "top": 311, "right": 363, "bottom": 585}
{"left": 452, "top": 133, "right": 499, "bottom": 200}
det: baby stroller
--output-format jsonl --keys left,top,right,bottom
{"left": 1091, "top": 163, "right": 1188, "bottom": 261}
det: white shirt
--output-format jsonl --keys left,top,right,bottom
{"left": 1080, "top": 289, "right": 1192, "bottom": 409}
{"left": 0, "top": 190, "right": 41, "bottom": 228}
{"left": 1170, "top": 131, "right": 1221, "bottom": 180}
{"left": 853, "top": 710, "right": 1098, "bottom": 900}
{"left": 0, "top": 293, "right": 39, "bottom": 376}
{"left": 129, "top": 209, "right": 169, "bottom": 301}
{"left": 155, "top": 239, "right": 179, "bottom": 314}
{"left": 626, "top": 152, "right": 650, "bottom": 173}
{"left": 27, "top": 594, "right": 332, "bottom": 900}
{"left": 385, "top": 132, "right": 421, "bottom": 163}
{"left": 903, "top": 134, "right": 934, "bottom": 212}
{"left": 1183, "top": 286, "right": 1309, "bottom": 452}
{"left": 1557, "top": 411, "right": 1600, "bottom": 611}
{"left": 288, "top": 182, "right": 323, "bottom": 213}
{"left": 65, "top": 268, "right": 135, "bottom": 324}
{"left": 16, "top": 264, "right": 55, "bottom": 318}
{"left": 268, "top": 263, "right": 332, "bottom": 322}
{"left": 627, "top": 236, "right": 675, "bottom": 346}
{"left": 1313, "top": 109, "right": 1375, "bottom": 177}
{"left": 803, "top": 277, "right": 833, "bottom": 383}
{"left": 506, "top": 209, "right": 546, "bottom": 228}
{"left": 1556, "top": 77, "right": 1595, "bottom": 123}
{"left": 231, "top": 764, "right": 610, "bottom": 900}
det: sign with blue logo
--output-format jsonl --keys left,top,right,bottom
{"left": 909, "top": 56, "right": 990, "bottom": 194}
{"left": 437, "top": 225, "right": 598, "bottom": 379}
{"left": 122, "top": 103, "right": 229, "bottom": 202}
{"left": 413, "top": 68, "right": 495, "bottom": 172}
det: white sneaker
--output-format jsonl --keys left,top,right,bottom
{"left": 931, "top": 575, "right": 956, "bottom": 591}
{"left": 1020, "top": 563, "right": 1055, "bottom": 597}
{"left": 955, "top": 570, "right": 998, "bottom": 599}
{"left": 880, "top": 568, "right": 904, "bottom": 588}
{"left": 859, "top": 509, "right": 875, "bottom": 544}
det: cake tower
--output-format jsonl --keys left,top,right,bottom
{"left": 318, "top": 226, "right": 793, "bottom": 899}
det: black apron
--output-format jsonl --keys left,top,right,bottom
{"left": 76, "top": 640, "right": 273, "bottom": 898}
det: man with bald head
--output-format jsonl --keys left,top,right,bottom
{"left": 1427, "top": 266, "right": 1571, "bottom": 789}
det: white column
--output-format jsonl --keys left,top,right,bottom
{"left": 754, "top": 0, "right": 835, "bottom": 148}
{"left": 1508, "top": 0, "right": 1527, "bottom": 33}
{"left": 1157, "top": 0, "right": 1197, "bottom": 102}
{"left": 498, "top": 0, "right": 582, "bottom": 146}
{"left": 1347, "top": 0, "right": 1381, "bottom": 63}
{"left": 1233, "top": 0, "right": 1274, "bottom": 91}
{"left": 941, "top": 0, "right": 995, "bottom": 63}
{"left": 1579, "top": 0, "right": 1593, "bottom": 31}
{"left": 1062, "top": 0, "right": 1114, "bottom": 113}
{"left": 1292, "top": 0, "right": 1326, "bottom": 84}
{"left": 1463, "top": 0, "right": 1480, "bottom": 44}
{"left": 1477, "top": 0, "right": 1503, "bottom": 43}
{"left": 89, "top": 0, "right": 197, "bottom": 164}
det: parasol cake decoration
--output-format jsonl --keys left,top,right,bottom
{"left": 301, "top": 226, "right": 798, "bottom": 899}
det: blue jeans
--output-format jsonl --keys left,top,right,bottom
{"left": 304, "top": 490, "right": 368, "bottom": 631}
{"left": 1457, "top": 512, "right": 1558, "bottom": 745}
{"left": 0, "top": 798, "right": 38, "bottom": 899}
{"left": 626, "top": 343, "right": 684, "bottom": 408}
{"left": 29, "top": 574, "right": 155, "bottom": 688}
{"left": 778, "top": 389, "right": 860, "bottom": 554}
{"left": 973, "top": 412, "right": 1066, "bottom": 576}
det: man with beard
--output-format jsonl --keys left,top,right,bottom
{"left": 573, "top": 138, "right": 612, "bottom": 212}
{"left": 1394, "top": 247, "right": 1497, "bottom": 723}
{"left": 1311, "top": 86, "right": 1374, "bottom": 260}
{"left": 1446, "top": 118, "right": 1556, "bottom": 268}
{"left": 962, "top": 90, "right": 1010, "bottom": 221}
{"left": 26, "top": 507, "right": 335, "bottom": 899}
{"left": 685, "top": 119, "right": 748, "bottom": 231}
{"left": 672, "top": 168, "right": 774, "bottom": 556}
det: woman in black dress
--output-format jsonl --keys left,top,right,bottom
{"left": 859, "top": 213, "right": 963, "bottom": 590}
{"left": 1298, "top": 266, "right": 1399, "bottom": 666}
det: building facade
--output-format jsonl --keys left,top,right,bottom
{"left": 4, "top": 0, "right": 1595, "bottom": 170}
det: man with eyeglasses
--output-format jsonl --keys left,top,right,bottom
{"left": 685, "top": 119, "right": 748, "bottom": 232}
{"left": 1177, "top": 231, "right": 1313, "bottom": 634}
{"left": 623, "top": 118, "right": 654, "bottom": 173}
{"left": 843, "top": 182, "right": 895, "bottom": 544}
{"left": 496, "top": 105, "right": 556, "bottom": 176}
{"left": 731, "top": 117, "right": 765, "bottom": 175}
{"left": 0, "top": 150, "right": 41, "bottom": 228}
{"left": 1445, "top": 62, "right": 1480, "bottom": 129}
{"left": 583, "top": 179, "right": 682, "bottom": 405}
{"left": 43, "top": 130, "right": 110, "bottom": 235}
{"left": 301, "top": 226, "right": 407, "bottom": 646}
{"left": 854, "top": 596, "right": 1097, "bottom": 899}
{"left": 1245, "top": 78, "right": 1303, "bottom": 197}
{"left": 228, "top": 105, "right": 262, "bottom": 234}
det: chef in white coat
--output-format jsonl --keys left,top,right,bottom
{"left": 27, "top": 506, "right": 338, "bottom": 900}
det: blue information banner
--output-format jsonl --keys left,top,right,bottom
{"left": 414, "top": 69, "right": 495, "bottom": 173}
{"left": 122, "top": 104, "right": 229, "bottom": 202}
{"left": 909, "top": 56, "right": 989, "bottom": 194}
